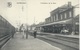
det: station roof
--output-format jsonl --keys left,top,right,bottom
{"left": 36, "top": 19, "right": 72, "bottom": 27}
{"left": 36, "top": 15, "right": 79, "bottom": 27}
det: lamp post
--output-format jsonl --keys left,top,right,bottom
{"left": 34, "top": 17, "right": 35, "bottom": 24}
{"left": 17, "top": 0, "right": 27, "bottom": 29}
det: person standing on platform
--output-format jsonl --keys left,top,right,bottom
{"left": 25, "top": 29, "right": 28, "bottom": 39}
{"left": 25, "top": 25, "right": 29, "bottom": 39}
{"left": 33, "top": 30, "right": 37, "bottom": 38}
{"left": 22, "top": 30, "right": 25, "bottom": 38}
{"left": 20, "top": 24, "right": 25, "bottom": 38}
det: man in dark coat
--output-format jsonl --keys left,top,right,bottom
{"left": 33, "top": 30, "right": 37, "bottom": 38}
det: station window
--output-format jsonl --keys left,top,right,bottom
{"left": 48, "top": 18, "right": 50, "bottom": 23}
{"left": 56, "top": 14, "right": 58, "bottom": 20}
{"left": 69, "top": 11, "right": 72, "bottom": 17}
{"left": 54, "top": 16, "right": 56, "bottom": 21}
{"left": 51, "top": 17, "right": 53, "bottom": 22}
{"left": 60, "top": 14, "right": 63, "bottom": 20}
{"left": 49, "top": 18, "right": 50, "bottom": 22}
{"left": 65, "top": 13, "right": 67, "bottom": 19}
{"left": 50, "top": 17, "right": 51, "bottom": 22}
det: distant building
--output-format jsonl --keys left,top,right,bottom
{"left": 29, "top": 24, "right": 36, "bottom": 31}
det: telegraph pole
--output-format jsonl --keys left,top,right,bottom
{"left": 17, "top": 0, "right": 27, "bottom": 30}
{"left": 34, "top": 17, "right": 35, "bottom": 24}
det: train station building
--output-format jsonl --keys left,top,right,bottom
{"left": 36, "top": 2, "right": 79, "bottom": 35}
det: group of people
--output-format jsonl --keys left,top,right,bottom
{"left": 60, "top": 28, "right": 69, "bottom": 35}
{"left": 22, "top": 30, "right": 37, "bottom": 39}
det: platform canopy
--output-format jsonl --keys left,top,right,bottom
{"left": 36, "top": 19, "right": 73, "bottom": 27}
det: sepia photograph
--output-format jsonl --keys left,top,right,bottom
{"left": 0, "top": 0, "right": 79, "bottom": 50}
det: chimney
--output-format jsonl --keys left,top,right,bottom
{"left": 68, "top": 2, "right": 72, "bottom": 7}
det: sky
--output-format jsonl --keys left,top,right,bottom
{"left": 0, "top": 0, "right": 79, "bottom": 28}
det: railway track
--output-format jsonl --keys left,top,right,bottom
{"left": 0, "top": 35, "right": 11, "bottom": 48}
{"left": 45, "top": 35, "right": 79, "bottom": 44}
{"left": 37, "top": 34, "right": 79, "bottom": 50}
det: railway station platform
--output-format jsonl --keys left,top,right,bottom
{"left": 37, "top": 32, "right": 79, "bottom": 38}
{"left": 1, "top": 32, "right": 61, "bottom": 50}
